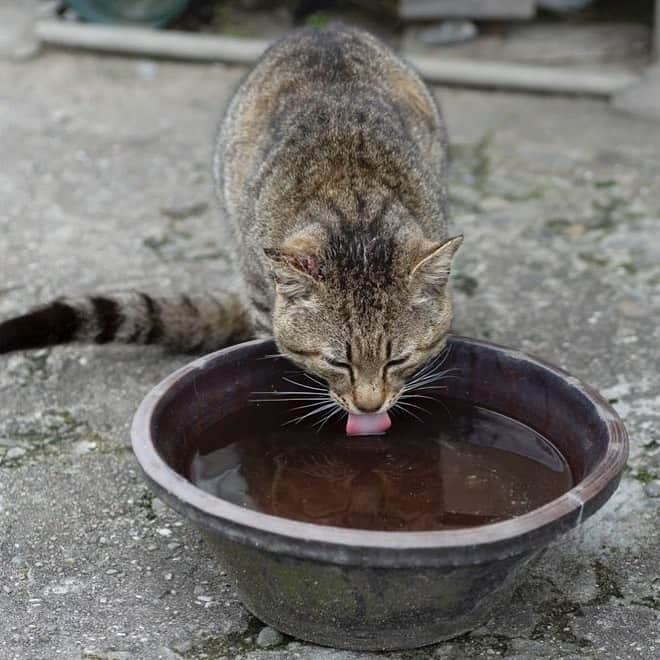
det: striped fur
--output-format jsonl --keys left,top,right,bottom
{"left": 1, "top": 25, "right": 462, "bottom": 408}
{"left": 0, "top": 293, "right": 251, "bottom": 354}
{"left": 212, "top": 26, "right": 462, "bottom": 414}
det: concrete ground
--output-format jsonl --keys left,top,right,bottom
{"left": 0, "top": 43, "right": 659, "bottom": 660}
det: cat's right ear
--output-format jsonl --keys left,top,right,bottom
{"left": 263, "top": 248, "right": 321, "bottom": 300}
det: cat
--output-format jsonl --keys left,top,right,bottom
{"left": 0, "top": 26, "right": 462, "bottom": 427}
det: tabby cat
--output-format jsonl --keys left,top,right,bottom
{"left": 0, "top": 26, "right": 462, "bottom": 432}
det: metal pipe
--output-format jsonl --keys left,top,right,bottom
{"left": 34, "top": 19, "right": 638, "bottom": 98}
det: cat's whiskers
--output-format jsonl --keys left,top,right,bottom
{"left": 391, "top": 401, "right": 424, "bottom": 422}
{"left": 403, "top": 377, "right": 458, "bottom": 395}
{"left": 312, "top": 404, "right": 346, "bottom": 432}
{"left": 410, "top": 346, "right": 453, "bottom": 372}
{"left": 251, "top": 398, "right": 330, "bottom": 405}
{"left": 253, "top": 388, "right": 324, "bottom": 394}
{"left": 400, "top": 390, "right": 453, "bottom": 419}
{"left": 282, "top": 376, "right": 328, "bottom": 392}
{"left": 290, "top": 399, "right": 335, "bottom": 412}
{"left": 405, "top": 365, "right": 460, "bottom": 388}
{"left": 392, "top": 347, "right": 458, "bottom": 423}
{"left": 396, "top": 399, "right": 432, "bottom": 416}
{"left": 403, "top": 367, "right": 461, "bottom": 394}
{"left": 412, "top": 353, "right": 444, "bottom": 380}
{"left": 285, "top": 401, "right": 338, "bottom": 426}
{"left": 251, "top": 388, "right": 328, "bottom": 397}
{"left": 399, "top": 392, "right": 441, "bottom": 403}
{"left": 408, "top": 345, "right": 452, "bottom": 382}
{"left": 302, "top": 372, "right": 327, "bottom": 388}
{"left": 251, "top": 374, "right": 344, "bottom": 428}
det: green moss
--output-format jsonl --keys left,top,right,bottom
{"left": 448, "top": 134, "right": 493, "bottom": 194}
{"left": 190, "top": 250, "right": 227, "bottom": 261}
{"left": 209, "top": 4, "right": 252, "bottom": 38}
{"left": 546, "top": 194, "right": 631, "bottom": 238}
{"left": 545, "top": 218, "right": 574, "bottom": 234}
{"left": 632, "top": 596, "right": 660, "bottom": 611}
{"left": 138, "top": 489, "right": 156, "bottom": 521}
{"left": 578, "top": 252, "right": 610, "bottom": 268}
{"left": 445, "top": 633, "right": 511, "bottom": 657}
{"left": 530, "top": 560, "right": 622, "bottom": 644}
{"left": 160, "top": 201, "right": 208, "bottom": 220}
{"left": 144, "top": 201, "right": 214, "bottom": 262}
{"left": 306, "top": 12, "right": 331, "bottom": 28}
{"left": 642, "top": 440, "right": 659, "bottom": 450}
{"left": 590, "top": 561, "right": 623, "bottom": 605}
{"left": 392, "top": 651, "right": 433, "bottom": 659}
{"left": 371, "top": 633, "right": 513, "bottom": 659}
{"left": 633, "top": 469, "right": 658, "bottom": 484}
{"left": 472, "top": 133, "right": 493, "bottom": 191}
{"left": 394, "top": 650, "right": 446, "bottom": 659}
{"left": 619, "top": 262, "right": 638, "bottom": 275}
{"left": 0, "top": 409, "right": 129, "bottom": 468}
{"left": 269, "top": 559, "right": 359, "bottom": 619}
{"left": 184, "top": 616, "right": 268, "bottom": 659}
{"left": 505, "top": 187, "right": 545, "bottom": 202}
{"left": 646, "top": 272, "right": 660, "bottom": 287}
{"left": 531, "top": 598, "right": 591, "bottom": 648}
{"left": 589, "top": 195, "right": 628, "bottom": 233}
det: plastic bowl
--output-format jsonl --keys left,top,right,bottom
{"left": 131, "top": 336, "right": 628, "bottom": 650}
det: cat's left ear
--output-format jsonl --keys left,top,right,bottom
{"left": 264, "top": 248, "right": 321, "bottom": 300}
{"left": 410, "top": 235, "right": 463, "bottom": 301}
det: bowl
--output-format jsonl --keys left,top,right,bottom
{"left": 130, "top": 336, "right": 628, "bottom": 651}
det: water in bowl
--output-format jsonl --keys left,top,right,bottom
{"left": 186, "top": 399, "right": 573, "bottom": 531}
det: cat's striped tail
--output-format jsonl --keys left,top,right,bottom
{"left": 0, "top": 292, "right": 254, "bottom": 355}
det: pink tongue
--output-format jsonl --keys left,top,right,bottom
{"left": 346, "top": 412, "right": 392, "bottom": 436}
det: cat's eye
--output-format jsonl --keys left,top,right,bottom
{"left": 323, "top": 357, "right": 352, "bottom": 372}
{"left": 384, "top": 354, "right": 411, "bottom": 372}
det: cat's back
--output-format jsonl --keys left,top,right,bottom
{"left": 215, "top": 26, "right": 445, "bottom": 221}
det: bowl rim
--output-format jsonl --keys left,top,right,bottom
{"left": 131, "top": 336, "right": 629, "bottom": 567}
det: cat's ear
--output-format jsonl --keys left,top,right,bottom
{"left": 409, "top": 235, "right": 463, "bottom": 303}
{"left": 264, "top": 248, "right": 321, "bottom": 300}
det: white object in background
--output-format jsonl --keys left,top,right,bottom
{"left": 399, "top": 0, "right": 535, "bottom": 20}
{"left": 33, "top": 19, "right": 639, "bottom": 98}
{"left": 418, "top": 20, "right": 479, "bottom": 46}
{"left": 538, "top": 0, "right": 595, "bottom": 12}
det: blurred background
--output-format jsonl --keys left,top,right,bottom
{"left": 50, "top": 1, "right": 658, "bottom": 67}
{"left": 4, "top": 0, "right": 657, "bottom": 115}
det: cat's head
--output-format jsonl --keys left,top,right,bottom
{"left": 265, "top": 224, "right": 463, "bottom": 414}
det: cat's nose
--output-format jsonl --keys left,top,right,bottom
{"left": 355, "top": 401, "right": 383, "bottom": 413}
{"left": 353, "top": 385, "right": 386, "bottom": 413}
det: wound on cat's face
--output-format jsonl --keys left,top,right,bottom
{"left": 266, "top": 228, "right": 463, "bottom": 414}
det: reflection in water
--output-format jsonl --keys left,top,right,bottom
{"left": 188, "top": 401, "right": 573, "bottom": 531}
